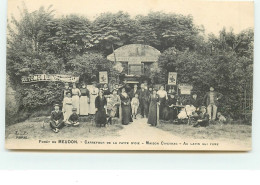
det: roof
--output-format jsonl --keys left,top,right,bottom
{"left": 107, "top": 44, "right": 161, "bottom": 62}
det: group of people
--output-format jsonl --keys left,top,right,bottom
{"left": 49, "top": 81, "right": 223, "bottom": 132}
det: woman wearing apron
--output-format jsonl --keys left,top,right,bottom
{"left": 79, "top": 83, "right": 90, "bottom": 116}
{"left": 71, "top": 83, "right": 81, "bottom": 115}
{"left": 89, "top": 83, "right": 99, "bottom": 115}
{"left": 63, "top": 92, "right": 73, "bottom": 124}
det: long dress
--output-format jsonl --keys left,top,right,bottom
{"left": 120, "top": 93, "right": 131, "bottom": 125}
{"left": 148, "top": 94, "right": 159, "bottom": 126}
{"left": 79, "top": 88, "right": 90, "bottom": 116}
{"left": 163, "top": 97, "right": 178, "bottom": 121}
{"left": 63, "top": 97, "right": 73, "bottom": 122}
{"left": 107, "top": 94, "right": 121, "bottom": 118}
{"left": 157, "top": 90, "right": 167, "bottom": 120}
{"left": 62, "top": 87, "right": 71, "bottom": 112}
{"left": 95, "top": 96, "right": 107, "bottom": 127}
{"left": 72, "top": 88, "right": 81, "bottom": 114}
{"left": 89, "top": 87, "right": 99, "bottom": 114}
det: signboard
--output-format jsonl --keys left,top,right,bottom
{"left": 22, "top": 74, "right": 79, "bottom": 83}
{"left": 178, "top": 83, "right": 193, "bottom": 95}
{"left": 168, "top": 72, "right": 177, "bottom": 85}
{"left": 128, "top": 64, "right": 143, "bottom": 75}
{"left": 99, "top": 71, "right": 108, "bottom": 84}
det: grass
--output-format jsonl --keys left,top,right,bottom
{"left": 5, "top": 116, "right": 123, "bottom": 140}
{"left": 157, "top": 120, "right": 251, "bottom": 145}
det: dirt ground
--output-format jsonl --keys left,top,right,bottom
{"left": 5, "top": 115, "right": 251, "bottom": 150}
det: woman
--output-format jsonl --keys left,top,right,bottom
{"left": 148, "top": 89, "right": 159, "bottom": 126}
{"left": 120, "top": 87, "right": 131, "bottom": 125}
{"left": 107, "top": 89, "right": 121, "bottom": 124}
{"left": 164, "top": 93, "right": 178, "bottom": 121}
{"left": 63, "top": 92, "right": 73, "bottom": 124}
{"left": 71, "top": 83, "right": 81, "bottom": 114}
{"left": 157, "top": 85, "right": 168, "bottom": 120}
{"left": 89, "top": 83, "right": 99, "bottom": 115}
{"left": 79, "top": 83, "right": 90, "bottom": 116}
{"left": 95, "top": 90, "right": 107, "bottom": 127}
{"left": 102, "top": 83, "right": 110, "bottom": 96}
{"left": 62, "top": 82, "right": 71, "bottom": 113}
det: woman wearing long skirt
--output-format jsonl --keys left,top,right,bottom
{"left": 164, "top": 93, "right": 178, "bottom": 121}
{"left": 120, "top": 87, "right": 131, "bottom": 125}
{"left": 89, "top": 83, "right": 99, "bottom": 115}
{"left": 62, "top": 82, "right": 71, "bottom": 113}
{"left": 95, "top": 90, "right": 107, "bottom": 127}
{"left": 63, "top": 92, "right": 73, "bottom": 124}
{"left": 148, "top": 89, "right": 159, "bottom": 126}
{"left": 107, "top": 89, "right": 121, "bottom": 124}
{"left": 71, "top": 83, "right": 81, "bottom": 114}
{"left": 157, "top": 85, "right": 168, "bottom": 120}
{"left": 79, "top": 83, "right": 90, "bottom": 116}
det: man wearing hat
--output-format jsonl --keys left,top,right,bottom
{"left": 68, "top": 108, "right": 80, "bottom": 126}
{"left": 203, "top": 87, "right": 223, "bottom": 120}
{"left": 50, "top": 104, "right": 65, "bottom": 133}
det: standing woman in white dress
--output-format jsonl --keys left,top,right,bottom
{"left": 79, "top": 83, "right": 90, "bottom": 116}
{"left": 63, "top": 92, "right": 73, "bottom": 124}
{"left": 71, "top": 83, "right": 81, "bottom": 114}
{"left": 89, "top": 82, "right": 99, "bottom": 115}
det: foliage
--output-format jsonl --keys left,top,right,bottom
{"left": 6, "top": 4, "right": 254, "bottom": 123}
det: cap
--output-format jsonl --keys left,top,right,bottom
{"left": 72, "top": 108, "right": 77, "bottom": 111}
{"left": 54, "top": 103, "right": 60, "bottom": 107}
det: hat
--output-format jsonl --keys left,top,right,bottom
{"left": 54, "top": 103, "right": 60, "bottom": 107}
{"left": 200, "top": 106, "right": 206, "bottom": 109}
{"left": 72, "top": 108, "right": 77, "bottom": 111}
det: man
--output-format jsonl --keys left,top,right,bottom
{"left": 189, "top": 93, "right": 200, "bottom": 111}
{"left": 129, "top": 84, "right": 140, "bottom": 100}
{"left": 68, "top": 108, "right": 80, "bottom": 126}
{"left": 203, "top": 87, "right": 223, "bottom": 120}
{"left": 139, "top": 83, "right": 149, "bottom": 118}
{"left": 50, "top": 104, "right": 64, "bottom": 133}
{"left": 193, "top": 106, "right": 209, "bottom": 127}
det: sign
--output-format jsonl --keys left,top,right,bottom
{"left": 168, "top": 72, "right": 177, "bottom": 85}
{"left": 99, "top": 71, "right": 108, "bottom": 84}
{"left": 178, "top": 83, "right": 193, "bottom": 95}
{"left": 128, "top": 64, "right": 143, "bottom": 75}
{"left": 22, "top": 74, "right": 79, "bottom": 83}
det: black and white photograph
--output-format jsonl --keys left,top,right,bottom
{"left": 5, "top": 0, "right": 254, "bottom": 151}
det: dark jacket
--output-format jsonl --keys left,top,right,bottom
{"left": 95, "top": 96, "right": 107, "bottom": 111}
{"left": 203, "top": 91, "right": 223, "bottom": 106}
{"left": 189, "top": 97, "right": 200, "bottom": 108}
{"left": 129, "top": 88, "right": 140, "bottom": 99}
{"left": 68, "top": 113, "right": 79, "bottom": 122}
{"left": 139, "top": 89, "right": 150, "bottom": 103}
{"left": 51, "top": 111, "right": 64, "bottom": 122}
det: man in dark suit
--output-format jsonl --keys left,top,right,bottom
{"left": 139, "top": 83, "right": 149, "bottom": 118}
{"left": 50, "top": 104, "right": 65, "bottom": 133}
{"left": 193, "top": 106, "right": 210, "bottom": 127}
{"left": 129, "top": 84, "right": 140, "bottom": 100}
{"left": 203, "top": 87, "right": 223, "bottom": 120}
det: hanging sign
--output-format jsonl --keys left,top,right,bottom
{"left": 168, "top": 72, "right": 177, "bottom": 85}
{"left": 178, "top": 83, "right": 193, "bottom": 95}
{"left": 21, "top": 74, "right": 79, "bottom": 83}
{"left": 99, "top": 71, "right": 108, "bottom": 84}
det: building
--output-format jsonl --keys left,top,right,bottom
{"left": 107, "top": 44, "right": 161, "bottom": 84}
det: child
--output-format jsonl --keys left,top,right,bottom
{"left": 50, "top": 104, "right": 65, "bottom": 133}
{"left": 68, "top": 108, "right": 80, "bottom": 126}
{"left": 131, "top": 93, "right": 139, "bottom": 119}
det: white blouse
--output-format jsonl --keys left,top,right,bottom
{"left": 157, "top": 90, "right": 168, "bottom": 99}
